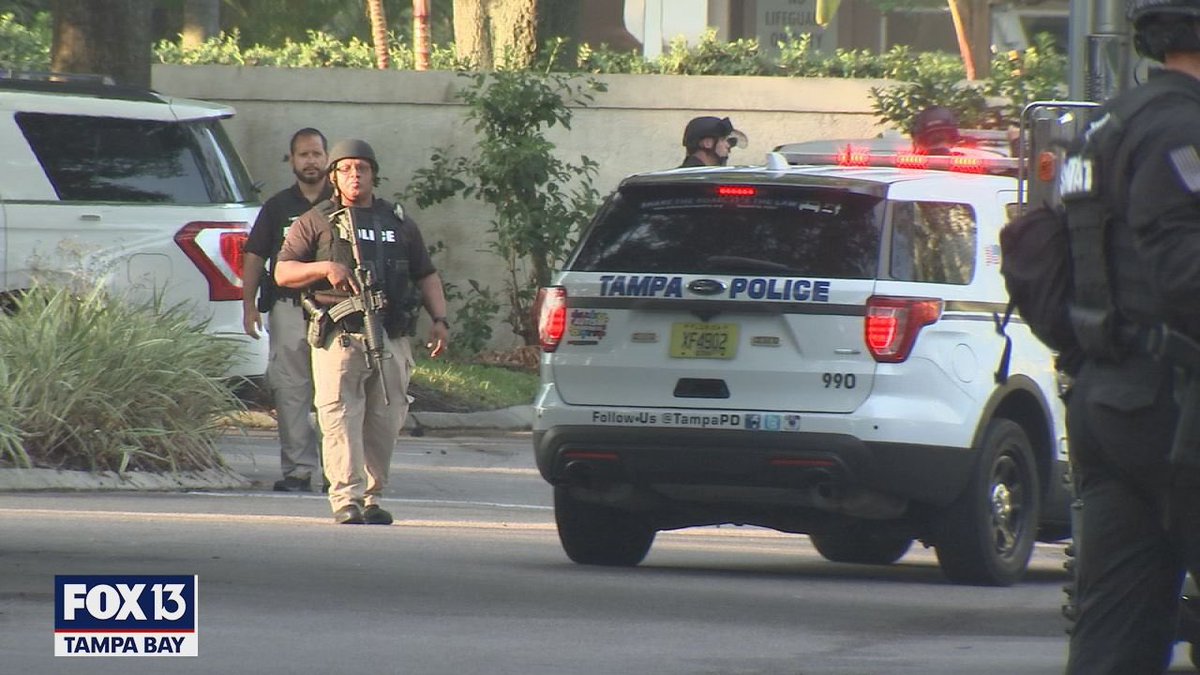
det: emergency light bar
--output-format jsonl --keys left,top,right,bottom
{"left": 778, "top": 145, "right": 1019, "bottom": 176}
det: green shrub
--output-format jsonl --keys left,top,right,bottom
{"left": 0, "top": 11, "right": 51, "bottom": 72}
{"left": 154, "top": 29, "right": 468, "bottom": 70}
{"left": 0, "top": 284, "right": 245, "bottom": 472}
{"left": 405, "top": 69, "right": 605, "bottom": 346}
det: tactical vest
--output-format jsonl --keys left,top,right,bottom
{"left": 1060, "top": 81, "right": 1196, "bottom": 360}
{"left": 310, "top": 199, "right": 421, "bottom": 337}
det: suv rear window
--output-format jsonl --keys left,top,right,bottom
{"left": 16, "top": 113, "right": 257, "bottom": 204}
{"left": 570, "top": 185, "right": 885, "bottom": 278}
{"left": 888, "top": 201, "right": 977, "bottom": 285}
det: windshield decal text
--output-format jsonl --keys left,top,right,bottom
{"left": 599, "top": 275, "right": 831, "bottom": 302}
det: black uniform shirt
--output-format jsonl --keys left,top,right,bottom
{"left": 1113, "top": 69, "right": 1200, "bottom": 333}
{"left": 246, "top": 183, "right": 333, "bottom": 300}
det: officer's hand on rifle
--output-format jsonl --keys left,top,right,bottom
{"left": 324, "top": 261, "right": 359, "bottom": 294}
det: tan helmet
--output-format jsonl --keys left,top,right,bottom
{"left": 326, "top": 138, "right": 378, "bottom": 174}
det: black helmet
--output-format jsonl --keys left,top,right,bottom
{"left": 683, "top": 116, "right": 732, "bottom": 147}
{"left": 1128, "top": 0, "right": 1200, "bottom": 60}
{"left": 681, "top": 116, "right": 749, "bottom": 152}
{"left": 326, "top": 138, "right": 379, "bottom": 174}
{"left": 1128, "top": 0, "right": 1200, "bottom": 23}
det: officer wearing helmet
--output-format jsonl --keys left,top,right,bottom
{"left": 680, "top": 116, "right": 748, "bottom": 167}
{"left": 1063, "top": 0, "right": 1200, "bottom": 671}
{"left": 275, "top": 138, "right": 450, "bottom": 526}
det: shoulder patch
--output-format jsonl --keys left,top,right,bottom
{"left": 1169, "top": 145, "right": 1200, "bottom": 194}
{"left": 394, "top": 203, "right": 405, "bottom": 221}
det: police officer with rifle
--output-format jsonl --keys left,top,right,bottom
{"left": 275, "top": 139, "right": 450, "bottom": 526}
{"left": 1061, "top": 1, "right": 1200, "bottom": 671}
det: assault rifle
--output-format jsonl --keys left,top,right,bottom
{"left": 1146, "top": 325, "right": 1200, "bottom": 471}
{"left": 330, "top": 207, "right": 393, "bottom": 406}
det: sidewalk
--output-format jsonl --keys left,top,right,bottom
{"left": 0, "top": 405, "right": 533, "bottom": 493}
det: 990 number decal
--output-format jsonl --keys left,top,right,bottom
{"left": 822, "top": 372, "right": 856, "bottom": 389}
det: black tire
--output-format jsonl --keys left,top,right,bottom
{"left": 554, "top": 487, "right": 655, "bottom": 567}
{"left": 934, "top": 418, "right": 1040, "bottom": 586}
{"left": 810, "top": 527, "right": 913, "bottom": 565}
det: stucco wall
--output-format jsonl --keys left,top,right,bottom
{"left": 152, "top": 64, "right": 891, "bottom": 348}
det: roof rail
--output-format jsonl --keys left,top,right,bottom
{"left": 0, "top": 70, "right": 115, "bottom": 85}
{"left": 0, "top": 70, "right": 164, "bottom": 103}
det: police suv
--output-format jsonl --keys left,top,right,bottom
{"left": 532, "top": 137, "right": 1071, "bottom": 586}
{"left": 0, "top": 73, "right": 264, "bottom": 378}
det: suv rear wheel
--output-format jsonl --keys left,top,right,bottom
{"left": 810, "top": 526, "right": 913, "bottom": 565}
{"left": 934, "top": 418, "right": 1039, "bottom": 586}
{"left": 555, "top": 487, "right": 655, "bottom": 567}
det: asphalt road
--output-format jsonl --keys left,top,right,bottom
{"left": 1, "top": 432, "right": 1195, "bottom": 674}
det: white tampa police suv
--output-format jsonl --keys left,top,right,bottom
{"left": 0, "top": 72, "right": 264, "bottom": 378}
{"left": 532, "top": 136, "right": 1071, "bottom": 587}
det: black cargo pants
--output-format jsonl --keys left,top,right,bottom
{"left": 1065, "top": 355, "right": 1194, "bottom": 674}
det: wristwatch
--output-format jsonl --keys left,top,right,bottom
{"left": 432, "top": 316, "right": 450, "bottom": 330}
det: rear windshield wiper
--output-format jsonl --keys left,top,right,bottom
{"left": 704, "top": 255, "right": 803, "bottom": 275}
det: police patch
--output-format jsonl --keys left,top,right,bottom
{"left": 1169, "top": 145, "right": 1200, "bottom": 194}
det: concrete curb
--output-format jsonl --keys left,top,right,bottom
{"left": 0, "top": 466, "right": 251, "bottom": 492}
{"left": 406, "top": 405, "right": 534, "bottom": 432}
{"left": 0, "top": 406, "right": 533, "bottom": 492}
{"left": 229, "top": 405, "right": 534, "bottom": 433}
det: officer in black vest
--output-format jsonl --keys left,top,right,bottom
{"left": 1064, "top": 1, "right": 1200, "bottom": 671}
{"left": 275, "top": 139, "right": 450, "bottom": 525}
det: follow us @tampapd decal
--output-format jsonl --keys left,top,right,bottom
{"left": 54, "top": 575, "right": 198, "bottom": 657}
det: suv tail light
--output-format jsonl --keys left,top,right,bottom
{"left": 864, "top": 296, "right": 943, "bottom": 363}
{"left": 535, "top": 286, "right": 567, "bottom": 352}
{"left": 175, "top": 221, "right": 249, "bottom": 301}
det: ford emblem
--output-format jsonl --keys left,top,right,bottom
{"left": 688, "top": 279, "right": 726, "bottom": 296}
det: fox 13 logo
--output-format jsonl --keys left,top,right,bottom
{"left": 54, "top": 575, "right": 198, "bottom": 657}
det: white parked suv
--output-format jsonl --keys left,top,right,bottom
{"left": 0, "top": 72, "right": 265, "bottom": 378}
{"left": 532, "top": 138, "right": 1071, "bottom": 586}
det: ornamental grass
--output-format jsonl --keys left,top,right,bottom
{"left": 0, "top": 283, "right": 244, "bottom": 473}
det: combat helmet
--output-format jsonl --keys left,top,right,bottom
{"left": 326, "top": 138, "right": 379, "bottom": 174}
{"left": 1127, "top": 0, "right": 1200, "bottom": 61}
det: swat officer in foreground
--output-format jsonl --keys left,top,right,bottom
{"left": 1063, "top": 0, "right": 1200, "bottom": 671}
{"left": 274, "top": 139, "right": 450, "bottom": 526}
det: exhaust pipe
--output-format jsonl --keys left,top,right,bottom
{"left": 563, "top": 460, "right": 595, "bottom": 488}
{"left": 810, "top": 480, "right": 908, "bottom": 519}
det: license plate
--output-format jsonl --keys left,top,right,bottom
{"left": 669, "top": 322, "right": 738, "bottom": 359}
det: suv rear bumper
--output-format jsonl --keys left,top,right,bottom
{"left": 533, "top": 424, "right": 974, "bottom": 509}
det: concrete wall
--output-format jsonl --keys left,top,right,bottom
{"left": 152, "top": 64, "right": 890, "bottom": 348}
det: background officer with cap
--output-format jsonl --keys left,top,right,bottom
{"left": 275, "top": 138, "right": 450, "bottom": 526}
{"left": 1063, "top": 0, "right": 1200, "bottom": 671}
{"left": 910, "top": 106, "right": 962, "bottom": 155}
{"left": 680, "top": 115, "right": 747, "bottom": 167}
{"left": 242, "top": 127, "right": 331, "bottom": 493}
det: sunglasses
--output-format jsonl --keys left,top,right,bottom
{"left": 724, "top": 136, "right": 739, "bottom": 148}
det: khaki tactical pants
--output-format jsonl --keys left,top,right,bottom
{"left": 267, "top": 300, "right": 320, "bottom": 480}
{"left": 312, "top": 331, "right": 413, "bottom": 512}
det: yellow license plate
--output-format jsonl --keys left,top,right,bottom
{"left": 669, "top": 323, "right": 738, "bottom": 359}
